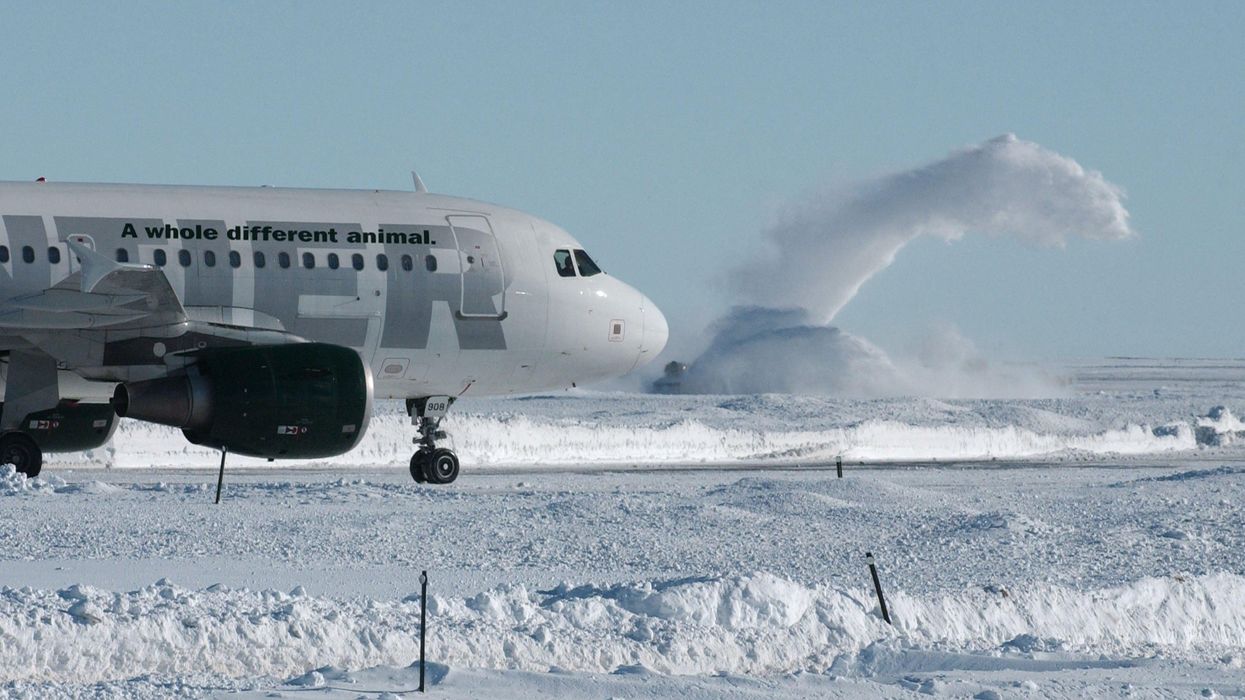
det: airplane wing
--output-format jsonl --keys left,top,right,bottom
{"left": 0, "top": 234, "right": 364, "bottom": 469}
{"left": 0, "top": 239, "right": 187, "bottom": 330}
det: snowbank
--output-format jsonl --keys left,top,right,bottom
{"left": 0, "top": 465, "right": 66, "bottom": 496}
{"left": 0, "top": 465, "right": 121, "bottom": 497}
{"left": 52, "top": 398, "right": 1202, "bottom": 470}
{"left": 2, "top": 573, "right": 1242, "bottom": 684}
{"left": 1195, "top": 406, "right": 1245, "bottom": 446}
{"left": 442, "top": 415, "right": 1194, "bottom": 465}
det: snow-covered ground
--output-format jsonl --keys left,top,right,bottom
{"left": 55, "top": 358, "right": 1245, "bottom": 471}
{"left": 3, "top": 359, "right": 1245, "bottom": 698}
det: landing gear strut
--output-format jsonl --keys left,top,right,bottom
{"left": 406, "top": 397, "right": 459, "bottom": 485}
{"left": 0, "top": 432, "right": 42, "bottom": 478}
{"left": 1, "top": 349, "right": 56, "bottom": 479}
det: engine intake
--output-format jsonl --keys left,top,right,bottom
{"left": 113, "top": 343, "right": 372, "bottom": 459}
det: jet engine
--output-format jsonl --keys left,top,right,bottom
{"left": 113, "top": 343, "right": 372, "bottom": 459}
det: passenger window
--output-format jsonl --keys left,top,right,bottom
{"left": 377, "top": 254, "right": 389, "bottom": 271}
{"left": 21, "top": 246, "right": 34, "bottom": 263}
{"left": 401, "top": 254, "right": 413, "bottom": 271}
{"left": 229, "top": 251, "right": 241, "bottom": 268}
{"left": 115, "top": 248, "right": 128, "bottom": 263}
{"left": 554, "top": 249, "right": 576, "bottom": 277}
{"left": 328, "top": 253, "right": 340, "bottom": 270}
{"left": 48, "top": 247, "right": 61, "bottom": 264}
{"left": 278, "top": 252, "right": 290, "bottom": 269}
{"left": 352, "top": 253, "right": 364, "bottom": 271}
{"left": 574, "top": 249, "right": 602, "bottom": 277}
{"left": 302, "top": 252, "right": 315, "bottom": 269}
{"left": 425, "top": 254, "right": 437, "bottom": 272}
{"left": 0, "top": 246, "right": 9, "bottom": 263}
{"left": 204, "top": 251, "right": 216, "bottom": 267}
{"left": 254, "top": 251, "right": 266, "bottom": 268}
{"left": 178, "top": 250, "right": 191, "bottom": 267}
{"left": 153, "top": 249, "right": 166, "bottom": 267}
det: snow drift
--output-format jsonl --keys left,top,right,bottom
{"left": 38, "top": 396, "right": 1203, "bottom": 470}
{"left": 2, "top": 573, "right": 1241, "bottom": 684}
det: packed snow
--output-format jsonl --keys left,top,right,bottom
{"left": 2, "top": 359, "right": 1245, "bottom": 697}
{"left": 3, "top": 572, "right": 1243, "bottom": 685}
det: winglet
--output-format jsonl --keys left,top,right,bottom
{"left": 67, "top": 238, "right": 148, "bottom": 293}
{"left": 411, "top": 170, "right": 428, "bottom": 194}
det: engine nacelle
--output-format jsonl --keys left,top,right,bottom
{"left": 113, "top": 343, "right": 372, "bottom": 459}
{"left": 0, "top": 401, "right": 119, "bottom": 452}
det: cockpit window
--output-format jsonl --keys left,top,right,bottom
{"left": 554, "top": 249, "right": 576, "bottom": 277}
{"left": 574, "top": 249, "right": 602, "bottom": 277}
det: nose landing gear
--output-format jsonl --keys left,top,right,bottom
{"left": 407, "top": 396, "right": 459, "bottom": 485}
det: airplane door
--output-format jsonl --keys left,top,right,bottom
{"left": 446, "top": 215, "right": 507, "bottom": 319}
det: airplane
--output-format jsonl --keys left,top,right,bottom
{"left": 0, "top": 176, "right": 668, "bottom": 484}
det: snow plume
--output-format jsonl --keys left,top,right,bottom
{"left": 735, "top": 133, "right": 1134, "bottom": 322}
{"left": 899, "top": 322, "right": 1068, "bottom": 399}
{"left": 676, "top": 310, "right": 1064, "bottom": 398}
{"left": 667, "top": 135, "right": 1133, "bottom": 397}
{"left": 677, "top": 307, "right": 903, "bottom": 396}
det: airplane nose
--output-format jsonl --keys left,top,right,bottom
{"left": 638, "top": 296, "right": 668, "bottom": 365}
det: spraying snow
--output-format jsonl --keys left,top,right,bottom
{"left": 676, "top": 307, "right": 903, "bottom": 396}
{"left": 672, "top": 310, "right": 1067, "bottom": 398}
{"left": 671, "top": 135, "right": 1134, "bottom": 397}
{"left": 735, "top": 134, "right": 1133, "bottom": 323}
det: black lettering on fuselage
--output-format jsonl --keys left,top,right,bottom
{"left": 3, "top": 215, "right": 507, "bottom": 353}
{"left": 151, "top": 224, "right": 219, "bottom": 240}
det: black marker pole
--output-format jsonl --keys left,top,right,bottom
{"left": 418, "top": 570, "right": 428, "bottom": 692}
{"left": 214, "top": 448, "right": 227, "bottom": 504}
{"left": 836, "top": 455, "right": 843, "bottom": 479}
{"left": 866, "top": 552, "right": 891, "bottom": 625}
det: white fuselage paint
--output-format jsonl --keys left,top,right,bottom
{"left": 0, "top": 182, "right": 668, "bottom": 400}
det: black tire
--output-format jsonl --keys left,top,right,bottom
{"left": 424, "top": 448, "right": 459, "bottom": 484}
{"left": 409, "top": 452, "right": 428, "bottom": 483}
{"left": 0, "top": 432, "right": 42, "bottom": 478}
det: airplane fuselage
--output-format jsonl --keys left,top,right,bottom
{"left": 0, "top": 181, "right": 667, "bottom": 400}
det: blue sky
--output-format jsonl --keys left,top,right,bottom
{"left": 1, "top": 2, "right": 1241, "bottom": 359}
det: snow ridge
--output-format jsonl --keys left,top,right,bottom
{"left": 2, "top": 573, "right": 1242, "bottom": 684}
{"left": 58, "top": 403, "right": 1199, "bottom": 470}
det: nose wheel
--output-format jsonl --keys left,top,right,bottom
{"left": 406, "top": 397, "right": 459, "bottom": 485}
{"left": 410, "top": 447, "right": 460, "bottom": 484}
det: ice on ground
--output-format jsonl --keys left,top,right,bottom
{"left": 2, "top": 573, "right": 1242, "bottom": 685}
{"left": 1112, "top": 465, "right": 1245, "bottom": 486}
